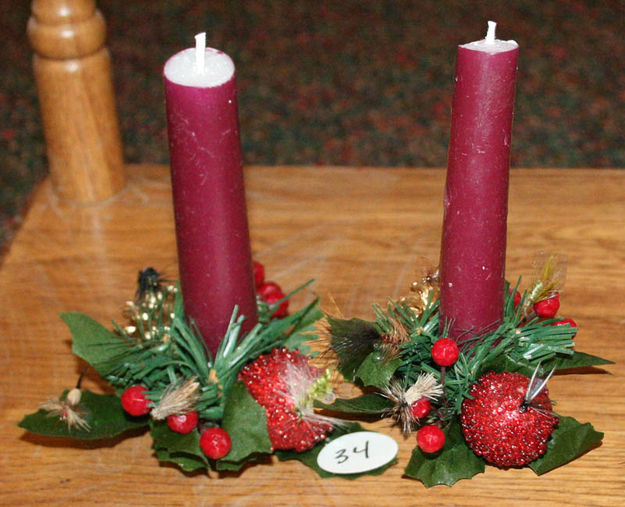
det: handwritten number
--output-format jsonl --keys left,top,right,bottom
{"left": 335, "top": 448, "right": 349, "bottom": 464}
{"left": 334, "top": 440, "right": 370, "bottom": 465}
{"left": 353, "top": 440, "right": 369, "bottom": 459}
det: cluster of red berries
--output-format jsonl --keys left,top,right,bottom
{"left": 510, "top": 288, "right": 578, "bottom": 336}
{"left": 254, "top": 261, "right": 288, "bottom": 318}
{"left": 411, "top": 336, "right": 461, "bottom": 454}
{"left": 120, "top": 385, "right": 232, "bottom": 460}
{"left": 535, "top": 293, "right": 578, "bottom": 336}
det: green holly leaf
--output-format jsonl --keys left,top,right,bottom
{"left": 19, "top": 389, "right": 147, "bottom": 440}
{"left": 528, "top": 415, "right": 603, "bottom": 475}
{"left": 62, "top": 312, "right": 132, "bottom": 377}
{"left": 327, "top": 317, "right": 381, "bottom": 382}
{"left": 283, "top": 306, "right": 324, "bottom": 354}
{"left": 150, "top": 420, "right": 208, "bottom": 472}
{"left": 315, "top": 393, "right": 394, "bottom": 414}
{"left": 355, "top": 352, "right": 402, "bottom": 389}
{"left": 490, "top": 351, "right": 613, "bottom": 377}
{"left": 544, "top": 351, "right": 613, "bottom": 371}
{"left": 216, "top": 381, "right": 273, "bottom": 471}
{"left": 154, "top": 448, "right": 207, "bottom": 472}
{"left": 404, "top": 421, "right": 485, "bottom": 487}
{"left": 276, "top": 422, "right": 395, "bottom": 479}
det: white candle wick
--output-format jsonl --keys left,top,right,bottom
{"left": 486, "top": 21, "right": 497, "bottom": 43}
{"left": 195, "top": 32, "right": 206, "bottom": 73}
{"left": 460, "top": 20, "right": 517, "bottom": 53}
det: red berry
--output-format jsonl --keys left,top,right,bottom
{"left": 460, "top": 371, "right": 559, "bottom": 467}
{"left": 431, "top": 338, "right": 459, "bottom": 366}
{"left": 121, "top": 385, "right": 150, "bottom": 416}
{"left": 253, "top": 261, "right": 265, "bottom": 288}
{"left": 417, "top": 425, "right": 445, "bottom": 453}
{"left": 166, "top": 411, "right": 199, "bottom": 434}
{"left": 257, "top": 281, "right": 289, "bottom": 318}
{"left": 533, "top": 293, "right": 560, "bottom": 318}
{"left": 508, "top": 289, "right": 521, "bottom": 307}
{"left": 550, "top": 317, "right": 577, "bottom": 337}
{"left": 411, "top": 398, "right": 431, "bottom": 419}
{"left": 200, "top": 427, "right": 232, "bottom": 460}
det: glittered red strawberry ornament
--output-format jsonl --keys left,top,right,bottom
{"left": 238, "top": 347, "right": 335, "bottom": 452}
{"left": 460, "top": 370, "right": 559, "bottom": 467}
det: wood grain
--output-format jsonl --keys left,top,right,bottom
{"left": 28, "top": 0, "right": 125, "bottom": 203}
{"left": 1, "top": 166, "right": 623, "bottom": 505}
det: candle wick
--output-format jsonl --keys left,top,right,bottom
{"left": 195, "top": 32, "right": 206, "bottom": 73}
{"left": 486, "top": 21, "right": 497, "bottom": 43}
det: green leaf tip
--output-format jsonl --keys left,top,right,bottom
{"left": 216, "top": 381, "right": 272, "bottom": 471}
{"left": 19, "top": 389, "right": 147, "bottom": 440}
{"left": 529, "top": 415, "right": 604, "bottom": 475}
{"left": 404, "top": 422, "right": 485, "bottom": 487}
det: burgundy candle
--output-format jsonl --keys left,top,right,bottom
{"left": 440, "top": 22, "right": 519, "bottom": 340}
{"left": 164, "top": 33, "right": 258, "bottom": 354}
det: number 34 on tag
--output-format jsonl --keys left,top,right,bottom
{"left": 316, "top": 431, "right": 398, "bottom": 475}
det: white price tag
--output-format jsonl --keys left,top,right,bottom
{"left": 316, "top": 431, "right": 398, "bottom": 475}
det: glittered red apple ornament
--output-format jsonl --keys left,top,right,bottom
{"left": 460, "top": 371, "right": 559, "bottom": 467}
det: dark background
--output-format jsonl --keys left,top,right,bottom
{"left": 1, "top": 0, "right": 623, "bottom": 248}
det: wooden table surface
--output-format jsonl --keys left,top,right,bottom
{"left": 1, "top": 165, "right": 623, "bottom": 505}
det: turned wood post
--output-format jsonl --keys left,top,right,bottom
{"left": 27, "top": 0, "right": 125, "bottom": 203}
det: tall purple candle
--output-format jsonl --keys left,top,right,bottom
{"left": 164, "top": 34, "right": 258, "bottom": 354}
{"left": 440, "top": 22, "right": 519, "bottom": 340}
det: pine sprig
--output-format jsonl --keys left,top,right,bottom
{"left": 328, "top": 278, "right": 580, "bottom": 425}
{"left": 66, "top": 275, "right": 322, "bottom": 423}
{"left": 383, "top": 298, "right": 441, "bottom": 386}
{"left": 511, "top": 318, "right": 575, "bottom": 362}
{"left": 23, "top": 270, "right": 380, "bottom": 478}
{"left": 213, "top": 298, "right": 320, "bottom": 400}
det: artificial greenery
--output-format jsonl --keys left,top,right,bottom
{"left": 216, "top": 381, "right": 273, "bottom": 471}
{"left": 322, "top": 278, "right": 611, "bottom": 486}
{"left": 276, "top": 421, "right": 396, "bottom": 480}
{"left": 18, "top": 264, "right": 612, "bottom": 486}
{"left": 404, "top": 421, "right": 485, "bottom": 487}
{"left": 65, "top": 280, "right": 320, "bottom": 417}
{"left": 19, "top": 389, "right": 147, "bottom": 440}
{"left": 19, "top": 275, "right": 382, "bottom": 478}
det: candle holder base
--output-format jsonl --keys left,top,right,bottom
{"left": 18, "top": 265, "right": 390, "bottom": 478}
{"left": 320, "top": 255, "right": 610, "bottom": 486}
{"left": 17, "top": 257, "right": 611, "bottom": 485}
